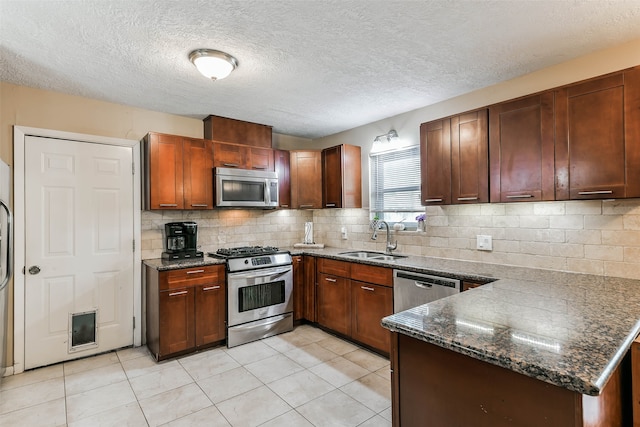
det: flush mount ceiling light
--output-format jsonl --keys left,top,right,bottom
{"left": 189, "top": 49, "right": 238, "bottom": 81}
{"left": 373, "top": 129, "right": 399, "bottom": 143}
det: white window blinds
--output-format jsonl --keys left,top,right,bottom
{"left": 370, "top": 145, "right": 422, "bottom": 214}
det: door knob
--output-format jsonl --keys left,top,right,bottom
{"left": 28, "top": 265, "right": 41, "bottom": 275}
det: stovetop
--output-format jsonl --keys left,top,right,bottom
{"left": 208, "top": 246, "right": 292, "bottom": 272}
{"left": 212, "top": 246, "right": 281, "bottom": 258}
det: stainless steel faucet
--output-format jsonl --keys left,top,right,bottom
{"left": 371, "top": 220, "right": 398, "bottom": 254}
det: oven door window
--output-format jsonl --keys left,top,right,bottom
{"left": 222, "top": 180, "right": 264, "bottom": 202}
{"left": 238, "top": 280, "right": 285, "bottom": 312}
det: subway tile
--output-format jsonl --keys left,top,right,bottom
{"left": 550, "top": 243, "right": 584, "bottom": 259}
{"left": 623, "top": 215, "right": 640, "bottom": 230}
{"left": 584, "top": 245, "right": 623, "bottom": 262}
{"left": 584, "top": 215, "right": 623, "bottom": 230}
{"left": 624, "top": 247, "right": 640, "bottom": 263}
{"left": 492, "top": 215, "right": 520, "bottom": 228}
{"left": 566, "top": 258, "right": 605, "bottom": 276}
{"left": 604, "top": 261, "right": 640, "bottom": 280}
{"left": 519, "top": 215, "right": 549, "bottom": 229}
{"left": 533, "top": 202, "right": 566, "bottom": 215}
{"left": 565, "top": 200, "right": 602, "bottom": 215}
{"left": 505, "top": 203, "right": 535, "bottom": 216}
{"left": 549, "top": 215, "right": 584, "bottom": 229}
{"left": 566, "top": 229, "right": 601, "bottom": 245}
{"left": 602, "top": 230, "right": 640, "bottom": 247}
{"left": 519, "top": 242, "right": 550, "bottom": 256}
{"left": 480, "top": 204, "right": 506, "bottom": 216}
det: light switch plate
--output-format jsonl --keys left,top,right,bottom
{"left": 476, "top": 235, "right": 492, "bottom": 251}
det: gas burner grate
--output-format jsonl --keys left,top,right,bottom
{"left": 216, "top": 246, "right": 280, "bottom": 257}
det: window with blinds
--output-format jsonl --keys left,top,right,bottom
{"left": 370, "top": 145, "right": 423, "bottom": 224}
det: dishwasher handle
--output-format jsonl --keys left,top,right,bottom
{"left": 395, "top": 270, "right": 460, "bottom": 289}
{"left": 414, "top": 281, "right": 433, "bottom": 289}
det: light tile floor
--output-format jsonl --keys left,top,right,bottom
{"left": 0, "top": 325, "right": 392, "bottom": 426}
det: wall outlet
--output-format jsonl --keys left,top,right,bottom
{"left": 476, "top": 235, "right": 492, "bottom": 251}
{"left": 341, "top": 227, "right": 348, "bottom": 240}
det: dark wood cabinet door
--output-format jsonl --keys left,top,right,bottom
{"left": 194, "top": 282, "right": 226, "bottom": 347}
{"left": 420, "top": 119, "right": 452, "bottom": 205}
{"left": 292, "top": 255, "right": 304, "bottom": 321}
{"left": 290, "top": 151, "right": 322, "bottom": 209}
{"left": 274, "top": 149, "right": 291, "bottom": 208}
{"left": 351, "top": 280, "right": 392, "bottom": 353}
{"left": 489, "top": 92, "right": 555, "bottom": 203}
{"left": 317, "top": 273, "right": 350, "bottom": 336}
{"left": 183, "top": 138, "right": 213, "bottom": 209}
{"left": 204, "top": 115, "right": 272, "bottom": 148}
{"left": 248, "top": 147, "right": 274, "bottom": 171}
{"left": 146, "top": 132, "right": 184, "bottom": 209}
{"left": 451, "top": 109, "right": 489, "bottom": 204}
{"left": 556, "top": 68, "right": 640, "bottom": 200}
{"left": 159, "top": 287, "right": 195, "bottom": 357}
{"left": 213, "top": 141, "right": 247, "bottom": 169}
{"left": 556, "top": 73, "right": 625, "bottom": 200}
{"left": 322, "top": 145, "right": 342, "bottom": 208}
{"left": 303, "top": 256, "right": 317, "bottom": 322}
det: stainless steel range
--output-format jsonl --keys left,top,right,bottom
{"left": 209, "top": 246, "right": 293, "bottom": 348}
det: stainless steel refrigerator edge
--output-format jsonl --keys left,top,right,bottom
{"left": 0, "top": 160, "right": 13, "bottom": 383}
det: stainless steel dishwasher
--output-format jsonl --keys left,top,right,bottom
{"left": 393, "top": 270, "right": 461, "bottom": 312}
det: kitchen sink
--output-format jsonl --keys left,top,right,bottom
{"left": 339, "top": 251, "right": 407, "bottom": 261}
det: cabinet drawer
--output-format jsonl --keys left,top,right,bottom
{"left": 160, "top": 265, "right": 224, "bottom": 290}
{"left": 351, "top": 263, "right": 393, "bottom": 287}
{"left": 317, "top": 258, "right": 350, "bottom": 277}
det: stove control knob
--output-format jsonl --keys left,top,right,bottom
{"left": 244, "top": 260, "right": 249, "bottom": 264}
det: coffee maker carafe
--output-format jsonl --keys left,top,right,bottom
{"left": 162, "top": 221, "right": 203, "bottom": 260}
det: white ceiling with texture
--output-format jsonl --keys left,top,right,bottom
{"left": 2, "top": 0, "right": 640, "bottom": 139}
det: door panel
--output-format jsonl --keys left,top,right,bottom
{"left": 25, "top": 136, "right": 135, "bottom": 369}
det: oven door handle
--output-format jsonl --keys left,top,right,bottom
{"left": 230, "top": 266, "right": 292, "bottom": 280}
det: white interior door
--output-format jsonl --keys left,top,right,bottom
{"left": 24, "top": 136, "right": 135, "bottom": 369}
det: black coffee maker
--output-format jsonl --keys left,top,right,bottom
{"left": 162, "top": 221, "right": 203, "bottom": 260}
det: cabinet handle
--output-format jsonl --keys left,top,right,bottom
{"left": 325, "top": 203, "right": 336, "bottom": 207}
{"left": 300, "top": 204, "right": 314, "bottom": 208}
{"left": 296, "top": 259, "right": 302, "bottom": 263}
{"left": 159, "top": 204, "right": 178, "bottom": 207}
{"left": 191, "top": 204, "right": 209, "bottom": 207}
{"left": 186, "top": 269, "right": 205, "bottom": 274}
{"left": 424, "top": 198, "right": 443, "bottom": 203}
{"left": 325, "top": 277, "right": 337, "bottom": 283}
{"left": 252, "top": 166, "right": 267, "bottom": 170}
{"left": 169, "top": 290, "right": 188, "bottom": 297}
{"left": 360, "top": 286, "right": 375, "bottom": 292}
{"left": 280, "top": 204, "right": 289, "bottom": 208}
{"left": 202, "top": 285, "right": 221, "bottom": 291}
{"left": 506, "top": 194, "right": 533, "bottom": 199}
{"left": 578, "top": 190, "right": 613, "bottom": 195}
{"left": 457, "top": 197, "right": 478, "bottom": 201}
{"left": 223, "top": 163, "right": 239, "bottom": 167}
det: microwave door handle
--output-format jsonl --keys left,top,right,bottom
{"left": 0, "top": 198, "right": 13, "bottom": 291}
{"left": 264, "top": 179, "right": 270, "bottom": 205}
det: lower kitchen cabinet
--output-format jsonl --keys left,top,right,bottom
{"left": 317, "top": 272, "right": 351, "bottom": 336}
{"left": 292, "top": 255, "right": 304, "bottom": 322}
{"left": 303, "top": 255, "right": 317, "bottom": 322}
{"left": 145, "top": 263, "right": 226, "bottom": 361}
{"left": 314, "top": 258, "right": 393, "bottom": 354}
{"left": 351, "top": 280, "right": 393, "bottom": 352}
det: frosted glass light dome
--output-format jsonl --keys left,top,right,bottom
{"left": 189, "top": 49, "right": 238, "bottom": 81}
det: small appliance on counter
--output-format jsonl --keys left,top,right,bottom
{"left": 161, "top": 221, "right": 203, "bottom": 260}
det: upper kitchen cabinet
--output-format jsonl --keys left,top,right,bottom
{"left": 555, "top": 67, "right": 640, "bottom": 200}
{"left": 420, "top": 109, "right": 489, "bottom": 205}
{"left": 420, "top": 119, "right": 452, "bottom": 205}
{"left": 274, "top": 149, "right": 291, "bottom": 209}
{"left": 290, "top": 150, "right": 322, "bottom": 209}
{"left": 204, "top": 115, "right": 272, "bottom": 148}
{"left": 143, "top": 132, "right": 213, "bottom": 210}
{"left": 322, "top": 144, "right": 362, "bottom": 208}
{"left": 451, "top": 110, "right": 489, "bottom": 203}
{"left": 212, "top": 141, "right": 275, "bottom": 171}
{"left": 489, "top": 92, "right": 555, "bottom": 202}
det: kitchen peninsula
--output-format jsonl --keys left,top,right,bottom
{"left": 381, "top": 267, "right": 640, "bottom": 426}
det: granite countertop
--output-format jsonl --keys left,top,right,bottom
{"left": 143, "top": 256, "right": 225, "bottom": 271}
{"left": 143, "top": 246, "right": 640, "bottom": 395}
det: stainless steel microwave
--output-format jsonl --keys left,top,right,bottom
{"left": 214, "top": 167, "right": 278, "bottom": 208}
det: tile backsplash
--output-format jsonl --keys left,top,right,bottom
{"left": 142, "top": 199, "right": 640, "bottom": 280}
